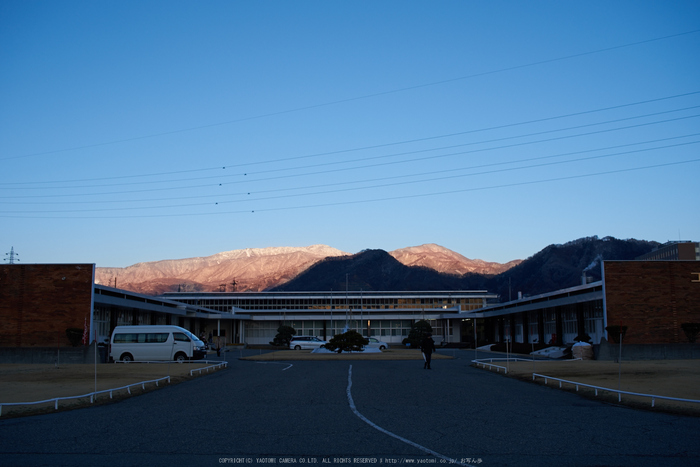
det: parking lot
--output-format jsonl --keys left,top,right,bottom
{"left": 1, "top": 350, "right": 699, "bottom": 466}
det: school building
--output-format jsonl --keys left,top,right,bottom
{"left": 1, "top": 259, "right": 698, "bottom": 362}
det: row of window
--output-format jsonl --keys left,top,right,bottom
{"left": 245, "top": 319, "right": 452, "bottom": 338}
{"left": 182, "top": 297, "right": 486, "bottom": 312}
{"left": 112, "top": 332, "right": 191, "bottom": 344}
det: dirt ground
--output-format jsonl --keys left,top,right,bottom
{"left": 0, "top": 361, "right": 224, "bottom": 418}
{"left": 477, "top": 358, "right": 700, "bottom": 416}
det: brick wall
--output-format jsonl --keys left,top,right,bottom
{"left": 0, "top": 264, "right": 94, "bottom": 347}
{"left": 603, "top": 261, "right": 700, "bottom": 344}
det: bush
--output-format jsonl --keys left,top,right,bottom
{"left": 681, "top": 323, "right": 700, "bottom": 343}
{"left": 324, "top": 330, "right": 368, "bottom": 353}
{"left": 65, "top": 328, "right": 83, "bottom": 347}
{"left": 605, "top": 325, "right": 628, "bottom": 344}
{"left": 574, "top": 333, "right": 592, "bottom": 343}
{"left": 402, "top": 320, "right": 433, "bottom": 348}
{"left": 270, "top": 325, "right": 296, "bottom": 347}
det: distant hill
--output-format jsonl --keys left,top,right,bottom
{"left": 96, "top": 243, "right": 517, "bottom": 295}
{"left": 272, "top": 236, "right": 660, "bottom": 300}
{"left": 270, "top": 249, "right": 481, "bottom": 292}
{"left": 96, "top": 245, "right": 349, "bottom": 294}
{"left": 96, "top": 237, "right": 658, "bottom": 299}
{"left": 483, "top": 236, "right": 659, "bottom": 300}
{"left": 389, "top": 243, "right": 520, "bottom": 275}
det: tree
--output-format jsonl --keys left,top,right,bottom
{"left": 574, "top": 333, "right": 592, "bottom": 344}
{"left": 402, "top": 320, "right": 433, "bottom": 348}
{"left": 270, "top": 325, "right": 296, "bottom": 347}
{"left": 65, "top": 328, "right": 83, "bottom": 347}
{"left": 605, "top": 325, "right": 628, "bottom": 344}
{"left": 681, "top": 323, "right": 700, "bottom": 343}
{"left": 324, "top": 330, "right": 368, "bottom": 353}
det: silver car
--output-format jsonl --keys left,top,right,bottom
{"left": 365, "top": 337, "right": 389, "bottom": 350}
{"left": 289, "top": 336, "right": 328, "bottom": 350}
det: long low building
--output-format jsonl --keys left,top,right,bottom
{"left": 0, "top": 263, "right": 496, "bottom": 351}
{"left": 463, "top": 260, "right": 700, "bottom": 347}
{"left": 161, "top": 290, "right": 498, "bottom": 346}
{"left": 0, "top": 264, "right": 246, "bottom": 351}
{"left": 1, "top": 260, "right": 697, "bottom": 361}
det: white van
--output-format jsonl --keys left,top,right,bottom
{"left": 110, "top": 325, "right": 207, "bottom": 362}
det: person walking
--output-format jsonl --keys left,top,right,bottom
{"left": 421, "top": 332, "right": 436, "bottom": 369}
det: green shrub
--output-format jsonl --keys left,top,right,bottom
{"left": 402, "top": 320, "right": 433, "bottom": 348}
{"left": 270, "top": 325, "right": 296, "bottom": 347}
{"left": 324, "top": 330, "right": 368, "bottom": 353}
{"left": 574, "top": 333, "right": 592, "bottom": 343}
{"left": 605, "top": 325, "right": 628, "bottom": 344}
{"left": 65, "top": 328, "right": 83, "bottom": 347}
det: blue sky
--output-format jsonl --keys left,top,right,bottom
{"left": 2, "top": 1, "right": 699, "bottom": 268}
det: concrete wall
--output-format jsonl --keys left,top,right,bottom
{"left": 595, "top": 339, "right": 700, "bottom": 361}
{"left": 0, "top": 343, "right": 106, "bottom": 364}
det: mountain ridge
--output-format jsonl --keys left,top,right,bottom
{"left": 271, "top": 236, "right": 659, "bottom": 300}
{"left": 95, "top": 243, "right": 519, "bottom": 295}
{"left": 96, "top": 236, "right": 659, "bottom": 299}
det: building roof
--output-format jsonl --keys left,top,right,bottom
{"left": 460, "top": 281, "right": 603, "bottom": 318}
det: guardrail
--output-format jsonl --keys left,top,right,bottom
{"left": 0, "top": 359, "right": 228, "bottom": 417}
{"left": 189, "top": 361, "right": 227, "bottom": 376}
{"left": 532, "top": 373, "right": 700, "bottom": 407}
{"left": 471, "top": 357, "right": 532, "bottom": 374}
{"left": 471, "top": 358, "right": 700, "bottom": 409}
{"left": 0, "top": 376, "right": 170, "bottom": 417}
{"left": 114, "top": 359, "right": 228, "bottom": 376}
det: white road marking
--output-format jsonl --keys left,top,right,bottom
{"left": 346, "top": 364, "right": 468, "bottom": 466}
{"left": 256, "top": 362, "right": 293, "bottom": 371}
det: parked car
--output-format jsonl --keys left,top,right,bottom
{"left": 110, "top": 325, "right": 207, "bottom": 362}
{"left": 365, "top": 337, "right": 389, "bottom": 350}
{"left": 289, "top": 336, "right": 328, "bottom": 350}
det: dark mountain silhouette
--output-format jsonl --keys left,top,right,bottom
{"left": 484, "top": 236, "right": 659, "bottom": 300}
{"left": 270, "top": 249, "right": 480, "bottom": 292}
{"left": 270, "top": 236, "right": 660, "bottom": 301}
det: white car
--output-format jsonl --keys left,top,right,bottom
{"left": 365, "top": 337, "right": 389, "bottom": 350}
{"left": 289, "top": 336, "right": 328, "bottom": 350}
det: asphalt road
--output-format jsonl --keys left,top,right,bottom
{"left": 0, "top": 350, "right": 698, "bottom": 467}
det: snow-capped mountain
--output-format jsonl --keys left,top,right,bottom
{"left": 95, "top": 244, "right": 519, "bottom": 295}
{"left": 389, "top": 243, "right": 521, "bottom": 276}
{"left": 96, "top": 245, "right": 349, "bottom": 294}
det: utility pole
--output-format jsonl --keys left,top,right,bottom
{"left": 4, "top": 247, "right": 19, "bottom": 264}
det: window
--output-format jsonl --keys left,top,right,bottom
{"left": 113, "top": 333, "right": 137, "bottom": 343}
{"left": 173, "top": 333, "right": 190, "bottom": 342}
{"left": 113, "top": 332, "right": 168, "bottom": 344}
{"left": 147, "top": 333, "right": 169, "bottom": 343}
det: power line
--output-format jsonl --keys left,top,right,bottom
{"left": 1, "top": 158, "right": 697, "bottom": 219}
{"left": 3, "top": 103, "right": 699, "bottom": 193}
{"left": 7, "top": 133, "right": 698, "bottom": 205}
{"left": 1, "top": 112, "right": 697, "bottom": 206}
{"left": 3, "top": 29, "right": 698, "bottom": 163}
{"left": 2, "top": 143, "right": 698, "bottom": 215}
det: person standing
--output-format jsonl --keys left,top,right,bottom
{"left": 421, "top": 332, "right": 436, "bottom": 369}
